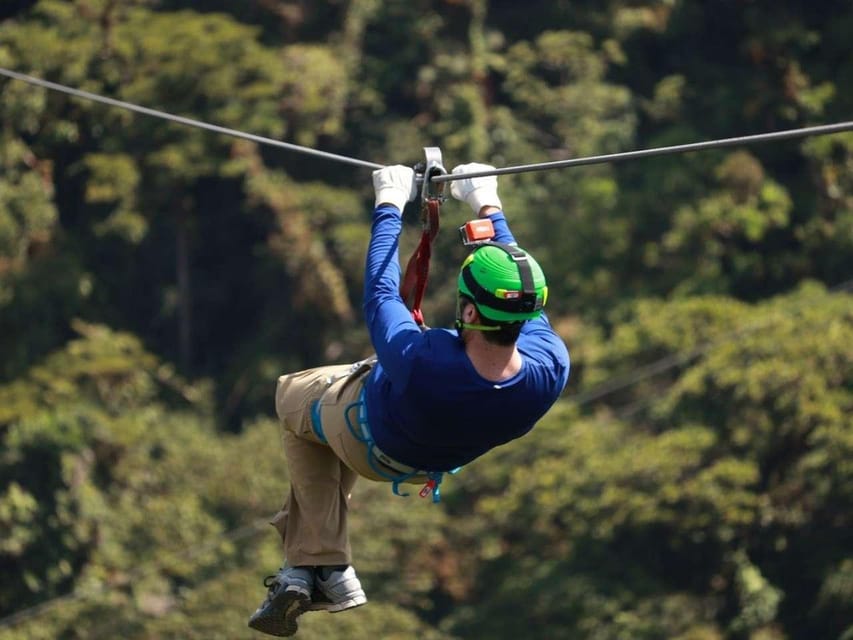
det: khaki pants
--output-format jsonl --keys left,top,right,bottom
{"left": 270, "top": 360, "right": 427, "bottom": 566}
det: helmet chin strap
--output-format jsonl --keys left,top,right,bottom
{"left": 455, "top": 298, "right": 501, "bottom": 332}
{"left": 455, "top": 320, "right": 501, "bottom": 332}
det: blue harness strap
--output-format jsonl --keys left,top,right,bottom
{"left": 310, "top": 371, "right": 462, "bottom": 503}
{"left": 339, "top": 387, "right": 459, "bottom": 503}
{"left": 310, "top": 399, "right": 327, "bottom": 443}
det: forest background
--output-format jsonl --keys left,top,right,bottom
{"left": 0, "top": 1, "right": 851, "bottom": 638}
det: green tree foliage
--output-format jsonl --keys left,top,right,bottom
{"left": 439, "top": 285, "right": 852, "bottom": 639}
{"left": 0, "top": 323, "right": 456, "bottom": 638}
{"left": 1, "top": 1, "right": 852, "bottom": 638}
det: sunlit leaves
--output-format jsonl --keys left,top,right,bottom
{"left": 0, "top": 138, "right": 56, "bottom": 271}
{"left": 504, "top": 31, "right": 635, "bottom": 157}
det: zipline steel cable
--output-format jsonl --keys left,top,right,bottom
{"left": 0, "top": 67, "right": 384, "bottom": 170}
{"left": 3, "top": 67, "right": 853, "bottom": 180}
{"left": 432, "top": 120, "right": 853, "bottom": 182}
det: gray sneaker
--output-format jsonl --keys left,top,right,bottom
{"left": 309, "top": 566, "right": 368, "bottom": 613}
{"left": 248, "top": 566, "right": 313, "bottom": 637}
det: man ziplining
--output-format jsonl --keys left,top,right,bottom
{"left": 248, "top": 162, "right": 570, "bottom": 637}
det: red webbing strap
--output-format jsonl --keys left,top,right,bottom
{"left": 400, "top": 199, "right": 441, "bottom": 326}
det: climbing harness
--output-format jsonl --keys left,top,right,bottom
{"left": 400, "top": 147, "right": 447, "bottom": 327}
{"left": 307, "top": 357, "right": 459, "bottom": 503}
{"left": 343, "top": 387, "right": 456, "bottom": 503}
{"left": 310, "top": 381, "right": 458, "bottom": 503}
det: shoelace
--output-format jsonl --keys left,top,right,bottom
{"left": 261, "top": 575, "right": 279, "bottom": 602}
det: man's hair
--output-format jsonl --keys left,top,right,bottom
{"left": 481, "top": 317, "right": 524, "bottom": 346}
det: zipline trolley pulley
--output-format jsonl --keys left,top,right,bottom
{"left": 401, "top": 147, "right": 447, "bottom": 327}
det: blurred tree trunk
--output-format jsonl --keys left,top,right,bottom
{"left": 176, "top": 211, "right": 192, "bottom": 371}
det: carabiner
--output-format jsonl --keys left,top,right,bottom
{"left": 422, "top": 146, "right": 446, "bottom": 203}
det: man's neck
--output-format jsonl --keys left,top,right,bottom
{"left": 463, "top": 332, "right": 522, "bottom": 382}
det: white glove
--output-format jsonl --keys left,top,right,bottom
{"left": 449, "top": 163, "right": 502, "bottom": 214}
{"left": 372, "top": 165, "right": 416, "bottom": 211}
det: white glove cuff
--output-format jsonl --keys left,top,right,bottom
{"left": 466, "top": 187, "right": 502, "bottom": 214}
{"left": 374, "top": 188, "right": 410, "bottom": 212}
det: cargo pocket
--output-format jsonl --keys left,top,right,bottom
{"left": 276, "top": 366, "right": 347, "bottom": 441}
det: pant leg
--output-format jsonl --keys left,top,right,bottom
{"left": 278, "top": 431, "right": 354, "bottom": 565}
{"left": 269, "top": 365, "right": 356, "bottom": 566}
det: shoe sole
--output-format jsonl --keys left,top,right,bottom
{"left": 308, "top": 594, "right": 368, "bottom": 613}
{"left": 248, "top": 589, "right": 310, "bottom": 637}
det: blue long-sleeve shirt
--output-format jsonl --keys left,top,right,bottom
{"left": 363, "top": 204, "right": 570, "bottom": 471}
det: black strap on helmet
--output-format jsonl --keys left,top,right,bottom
{"left": 461, "top": 241, "right": 541, "bottom": 314}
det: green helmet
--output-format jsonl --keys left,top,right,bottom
{"left": 457, "top": 242, "right": 548, "bottom": 322}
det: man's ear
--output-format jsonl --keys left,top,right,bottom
{"left": 463, "top": 303, "right": 479, "bottom": 323}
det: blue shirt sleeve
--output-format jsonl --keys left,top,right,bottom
{"left": 487, "top": 211, "right": 515, "bottom": 244}
{"left": 363, "top": 204, "right": 423, "bottom": 389}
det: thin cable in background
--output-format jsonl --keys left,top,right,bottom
{"left": 569, "top": 277, "right": 853, "bottom": 408}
